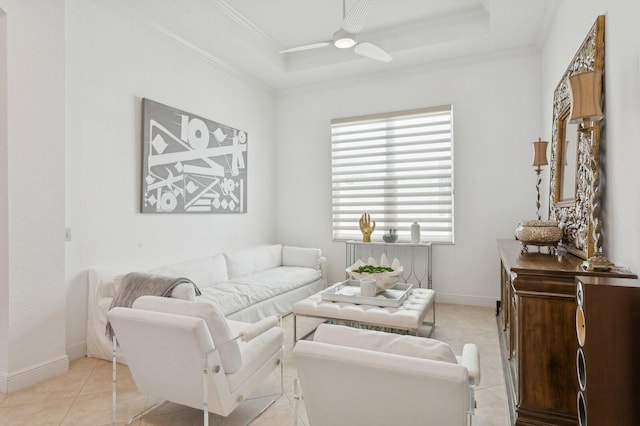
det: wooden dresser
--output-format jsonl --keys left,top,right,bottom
{"left": 496, "top": 239, "right": 636, "bottom": 425}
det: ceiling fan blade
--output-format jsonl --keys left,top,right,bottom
{"left": 341, "top": 0, "right": 371, "bottom": 33}
{"left": 354, "top": 42, "right": 393, "bottom": 62}
{"left": 278, "top": 41, "right": 331, "bottom": 54}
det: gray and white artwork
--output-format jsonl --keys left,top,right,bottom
{"left": 141, "top": 99, "right": 247, "bottom": 213}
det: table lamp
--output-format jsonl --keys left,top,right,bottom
{"left": 532, "top": 138, "right": 549, "bottom": 221}
{"left": 514, "top": 138, "right": 561, "bottom": 253}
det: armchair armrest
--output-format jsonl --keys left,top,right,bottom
{"left": 239, "top": 316, "right": 279, "bottom": 342}
{"left": 459, "top": 343, "right": 480, "bottom": 385}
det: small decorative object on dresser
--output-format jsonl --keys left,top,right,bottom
{"left": 359, "top": 212, "right": 376, "bottom": 242}
{"left": 515, "top": 220, "right": 562, "bottom": 253}
{"left": 382, "top": 228, "right": 398, "bottom": 243}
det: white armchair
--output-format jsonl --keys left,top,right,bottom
{"left": 107, "top": 296, "right": 284, "bottom": 425}
{"left": 294, "top": 324, "right": 480, "bottom": 426}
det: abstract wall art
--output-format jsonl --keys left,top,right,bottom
{"left": 141, "top": 99, "right": 247, "bottom": 213}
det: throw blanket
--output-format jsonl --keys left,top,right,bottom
{"left": 105, "top": 272, "right": 201, "bottom": 341}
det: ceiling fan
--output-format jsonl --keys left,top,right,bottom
{"left": 278, "top": 0, "right": 392, "bottom": 63}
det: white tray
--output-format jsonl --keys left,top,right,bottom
{"left": 321, "top": 280, "right": 413, "bottom": 307}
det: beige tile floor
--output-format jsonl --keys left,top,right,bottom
{"left": 0, "top": 303, "right": 509, "bottom": 426}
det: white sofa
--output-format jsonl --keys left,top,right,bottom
{"left": 87, "top": 244, "right": 326, "bottom": 361}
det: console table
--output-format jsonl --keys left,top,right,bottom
{"left": 345, "top": 241, "right": 432, "bottom": 289}
{"left": 496, "top": 239, "right": 636, "bottom": 425}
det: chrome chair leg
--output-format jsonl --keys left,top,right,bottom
{"left": 112, "top": 337, "right": 117, "bottom": 426}
{"left": 293, "top": 378, "right": 302, "bottom": 426}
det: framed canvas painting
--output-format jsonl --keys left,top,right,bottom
{"left": 141, "top": 99, "right": 247, "bottom": 213}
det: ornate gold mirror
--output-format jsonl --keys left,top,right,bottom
{"left": 549, "top": 16, "right": 604, "bottom": 259}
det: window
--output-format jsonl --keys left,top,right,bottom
{"left": 331, "top": 105, "right": 454, "bottom": 243}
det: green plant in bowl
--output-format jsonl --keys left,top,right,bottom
{"left": 346, "top": 254, "right": 404, "bottom": 293}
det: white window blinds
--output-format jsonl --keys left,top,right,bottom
{"left": 331, "top": 105, "right": 454, "bottom": 243}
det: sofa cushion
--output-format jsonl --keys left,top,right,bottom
{"left": 225, "top": 245, "right": 282, "bottom": 278}
{"left": 313, "top": 324, "right": 457, "bottom": 364}
{"left": 150, "top": 254, "right": 228, "bottom": 288}
{"left": 132, "top": 296, "right": 242, "bottom": 373}
{"left": 282, "top": 246, "right": 321, "bottom": 269}
{"left": 198, "top": 266, "right": 322, "bottom": 317}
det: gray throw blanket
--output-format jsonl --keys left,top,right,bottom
{"left": 105, "top": 271, "right": 201, "bottom": 341}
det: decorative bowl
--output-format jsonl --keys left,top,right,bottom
{"left": 382, "top": 234, "right": 399, "bottom": 243}
{"left": 515, "top": 220, "right": 562, "bottom": 252}
{"left": 346, "top": 254, "right": 404, "bottom": 293}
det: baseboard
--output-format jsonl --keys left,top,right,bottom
{"left": 0, "top": 354, "right": 69, "bottom": 393}
{"left": 66, "top": 341, "right": 87, "bottom": 362}
{"left": 436, "top": 292, "right": 497, "bottom": 308}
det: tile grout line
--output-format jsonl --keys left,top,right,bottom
{"left": 59, "top": 359, "right": 102, "bottom": 426}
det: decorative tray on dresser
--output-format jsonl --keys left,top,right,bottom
{"left": 496, "top": 239, "right": 636, "bottom": 426}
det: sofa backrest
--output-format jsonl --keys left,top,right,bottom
{"left": 89, "top": 244, "right": 323, "bottom": 298}
{"left": 224, "top": 244, "right": 283, "bottom": 279}
{"left": 150, "top": 253, "right": 228, "bottom": 289}
{"left": 282, "top": 246, "right": 322, "bottom": 270}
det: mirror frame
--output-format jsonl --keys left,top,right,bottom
{"left": 549, "top": 15, "right": 604, "bottom": 259}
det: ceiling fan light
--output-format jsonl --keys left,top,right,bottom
{"left": 333, "top": 30, "right": 356, "bottom": 49}
{"left": 334, "top": 37, "right": 356, "bottom": 49}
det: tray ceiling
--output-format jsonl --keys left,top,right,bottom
{"left": 111, "top": 0, "right": 558, "bottom": 90}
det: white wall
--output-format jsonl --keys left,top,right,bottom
{"left": 64, "top": 0, "right": 278, "bottom": 357}
{"left": 0, "top": 7, "right": 8, "bottom": 379}
{"left": 541, "top": 0, "right": 640, "bottom": 274}
{"left": 0, "top": 0, "right": 67, "bottom": 392}
{"left": 276, "top": 51, "right": 543, "bottom": 306}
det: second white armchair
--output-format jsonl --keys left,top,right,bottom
{"left": 294, "top": 324, "right": 480, "bottom": 426}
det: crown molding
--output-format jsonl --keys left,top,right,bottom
{"left": 206, "top": 0, "right": 281, "bottom": 49}
{"left": 104, "top": 1, "right": 275, "bottom": 94}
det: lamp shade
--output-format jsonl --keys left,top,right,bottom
{"left": 532, "top": 138, "right": 549, "bottom": 167}
{"left": 569, "top": 70, "right": 604, "bottom": 123}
